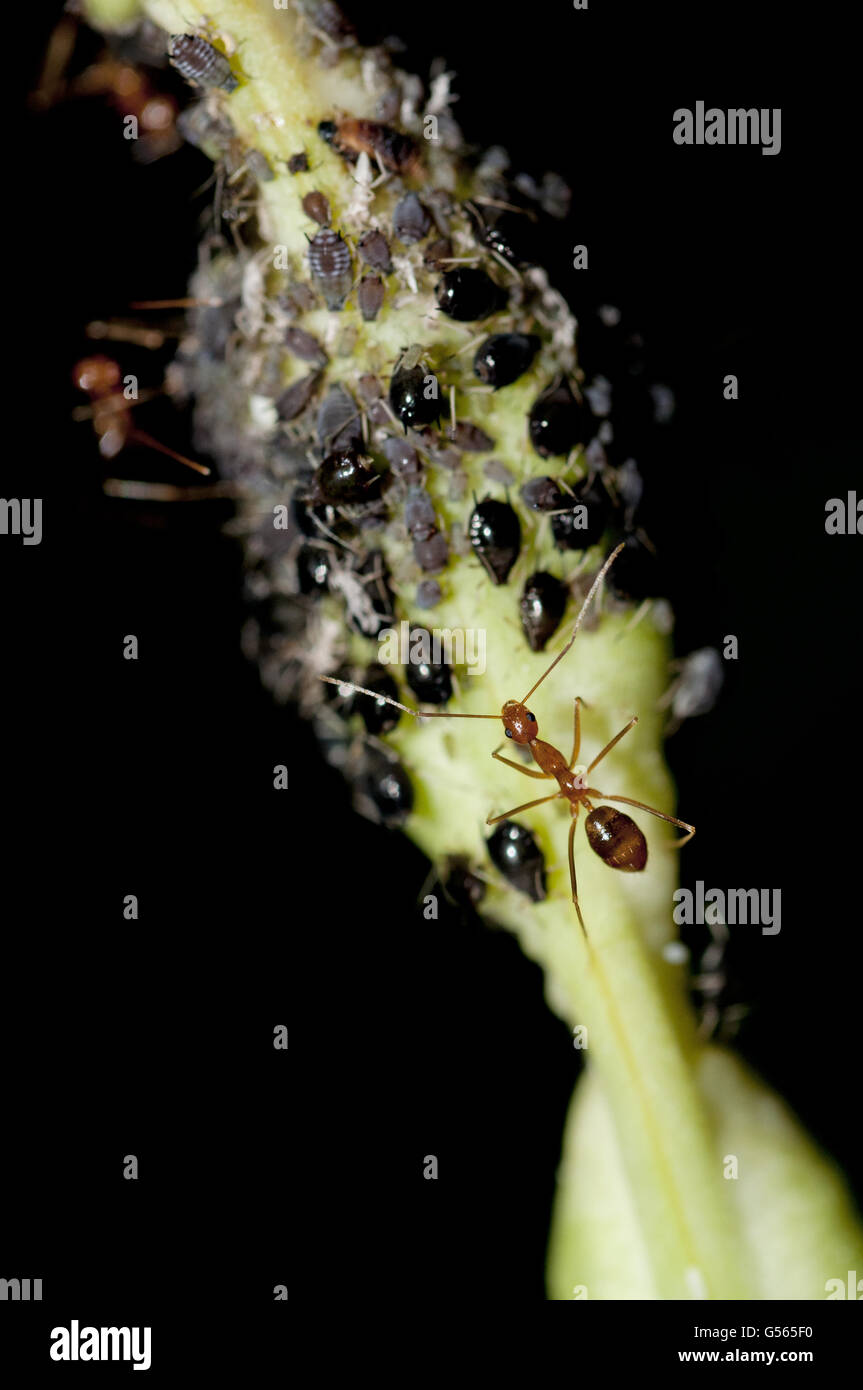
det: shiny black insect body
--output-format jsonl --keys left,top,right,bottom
{"left": 520, "top": 571, "right": 567, "bottom": 651}
{"left": 435, "top": 269, "right": 504, "bottom": 321}
{"left": 389, "top": 352, "right": 440, "bottom": 429}
{"left": 315, "top": 449, "right": 380, "bottom": 505}
{"left": 468, "top": 498, "right": 521, "bottom": 584}
{"left": 487, "top": 820, "right": 547, "bottom": 901}
{"left": 528, "top": 378, "right": 587, "bottom": 458}
{"left": 473, "top": 333, "right": 540, "bottom": 389}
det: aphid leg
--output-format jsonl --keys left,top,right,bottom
{"left": 589, "top": 792, "right": 696, "bottom": 847}
{"left": 567, "top": 807, "right": 588, "bottom": 936}
{"left": 491, "top": 747, "right": 551, "bottom": 779}
{"left": 567, "top": 696, "right": 586, "bottom": 768}
{"left": 586, "top": 715, "right": 638, "bottom": 773}
{"left": 486, "top": 792, "right": 561, "bottom": 827}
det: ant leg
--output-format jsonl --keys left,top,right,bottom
{"left": 592, "top": 793, "right": 696, "bottom": 847}
{"left": 586, "top": 716, "right": 638, "bottom": 773}
{"left": 567, "top": 808, "right": 588, "bottom": 936}
{"left": 486, "top": 792, "right": 561, "bottom": 826}
{"left": 568, "top": 696, "right": 587, "bottom": 768}
{"left": 491, "top": 747, "right": 551, "bottom": 780}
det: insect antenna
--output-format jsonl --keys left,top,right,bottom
{"left": 521, "top": 541, "right": 625, "bottom": 703}
{"left": 319, "top": 676, "right": 499, "bottom": 720}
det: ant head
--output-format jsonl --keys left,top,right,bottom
{"left": 501, "top": 700, "right": 538, "bottom": 745}
{"left": 73, "top": 355, "right": 121, "bottom": 397}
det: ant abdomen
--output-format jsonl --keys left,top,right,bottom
{"left": 585, "top": 806, "right": 647, "bottom": 872}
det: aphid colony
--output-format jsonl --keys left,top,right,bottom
{"left": 79, "top": 15, "right": 681, "bottom": 914}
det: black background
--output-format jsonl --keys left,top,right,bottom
{"left": 2, "top": 0, "right": 860, "bottom": 1360}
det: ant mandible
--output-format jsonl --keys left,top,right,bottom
{"left": 322, "top": 543, "right": 695, "bottom": 935}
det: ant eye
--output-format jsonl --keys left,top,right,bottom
{"left": 505, "top": 728, "right": 513, "bottom": 739}
{"left": 527, "top": 712, "right": 536, "bottom": 722}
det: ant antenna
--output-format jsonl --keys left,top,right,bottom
{"left": 521, "top": 542, "right": 625, "bottom": 703}
{"left": 319, "top": 676, "right": 499, "bottom": 720}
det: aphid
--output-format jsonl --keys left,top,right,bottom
{"left": 356, "top": 745, "right": 413, "bottom": 827}
{"left": 357, "top": 230, "right": 393, "bottom": 274}
{"left": 389, "top": 347, "right": 440, "bottom": 429}
{"left": 435, "top": 268, "right": 505, "bottom": 321}
{"left": 444, "top": 858, "right": 486, "bottom": 910}
{"left": 405, "top": 639, "right": 453, "bottom": 705}
{"left": 296, "top": 544, "right": 332, "bottom": 595}
{"left": 405, "top": 487, "right": 449, "bottom": 572}
{"left": 550, "top": 475, "right": 611, "bottom": 551}
{"left": 520, "top": 571, "right": 567, "bottom": 652}
{"left": 288, "top": 151, "right": 310, "bottom": 173}
{"left": 321, "top": 545, "right": 695, "bottom": 935}
{"left": 447, "top": 421, "right": 495, "bottom": 453}
{"left": 358, "top": 275, "right": 385, "bottom": 322}
{"left": 416, "top": 578, "right": 443, "bottom": 608}
{"left": 302, "top": 190, "right": 331, "bottom": 226}
{"left": 468, "top": 498, "right": 521, "bottom": 585}
{"left": 353, "top": 666, "right": 403, "bottom": 734}
{"left": 422, "top": 238, "right": 450, "bottom": 270}
{"left": 168, "top": 34, "right": 239, "bottom": 93}
{"left": 276, "top": 371, "right": 324, "bottom": 422}
{"left": 317, "top": 385, "right": 361, "bottom": 452}
{"left": 327, "top": 117, "right": 420, "bottom": 175}
{"left": 520, "top": 476, "right": 565, "bottom": 511}
{"left": 73, "top": 355, "right": 209, "bottom": 476}
{"left": 466, "top": 202, "right": 540, "bottom": 268}
{"left": 392, "top": 193, "right": 431, "bottom": 245}
{"left": 307, "top": 227, "right": 352, "bottom": 310}
{"left": 487, "top": 821, "right": 547, "bottom": 902}
{"left": 381, "top": 435, "right": 422, "bottom": 480}
{"left": 604, "top": 533, "right": 661, "bottom": 601}
{"left": 314, "top": 449, "right": 380, "bottom": 504}
{"left": 284, "top": 326, "right": 328, "bottom": 367}
{"left": 528, "top": 377, "right": 588, "bottom": 458}
{"left": 473, "top": 333, "right": 541, "bottom": 390}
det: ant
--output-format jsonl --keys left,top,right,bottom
{"left": 321, "top": 543, "right": 695, "bottom": 935}
{"left": 72, "top": 354, "right": 210, "bottom": 476}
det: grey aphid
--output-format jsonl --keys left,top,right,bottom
{"left": 169, "top": 35, "right": 238, "bottom": 93}
{"left": 308, "top": 228, "right": 352, "bottom": 310}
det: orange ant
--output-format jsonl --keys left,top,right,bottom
{"left": 72, "top": 354, "right": 210, "bottom": 477}
{"left": 321, "top": 543, "right": 695, "bottom": 935}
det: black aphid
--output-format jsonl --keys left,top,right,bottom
{"left": 169, "top": 35, "right": 238, "bottom": 92}
{"left": 603, "top": 534, "right": 661, "bottom": 601}
{"left": 314, "top": 449, "right": 380, "bottom": 504}
{"left": 405, "top": 635, "right": 453, "bottom": 704}
{"left": 528, "top": 378, "right": 588, "bottom": 458}
{"left": 287, "top": 151, "right": 309, "bottom": 173}
{"left": 468, "top": 203, "right": 540, "bottom": 267}
{"left": 550, "top": 476, "right": 611, "bottom": 551}
{"left": 435, "top": 268, "right": 504, "bottom": 321}
{"left": 468, "top": 498, "right": 521, "bottom": 584}
{"left": 473, "top": 333, "right": 541, "bottom": 389}
{"left": 389, "top": 350, "right": 440, "bottom": 429}
{"left": 487, "top": 821, "right": 547, "bottom": 901}
{"left": 308, "top": 228, "right": 352, "bottom": 310}
{"left": 520, "top": 571, "right": 567, "bottom": 652}
{"left": 348, "top": 666, "right": 402, "bottom": 734}
{"left": 296, "top": 545, "right": 332, "bottom": 595}
{"left": 357, "top": 746, "right": 413, "bottom": 827}
{"left": 447, "top": 421, "right": 495, "bottom": 453}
